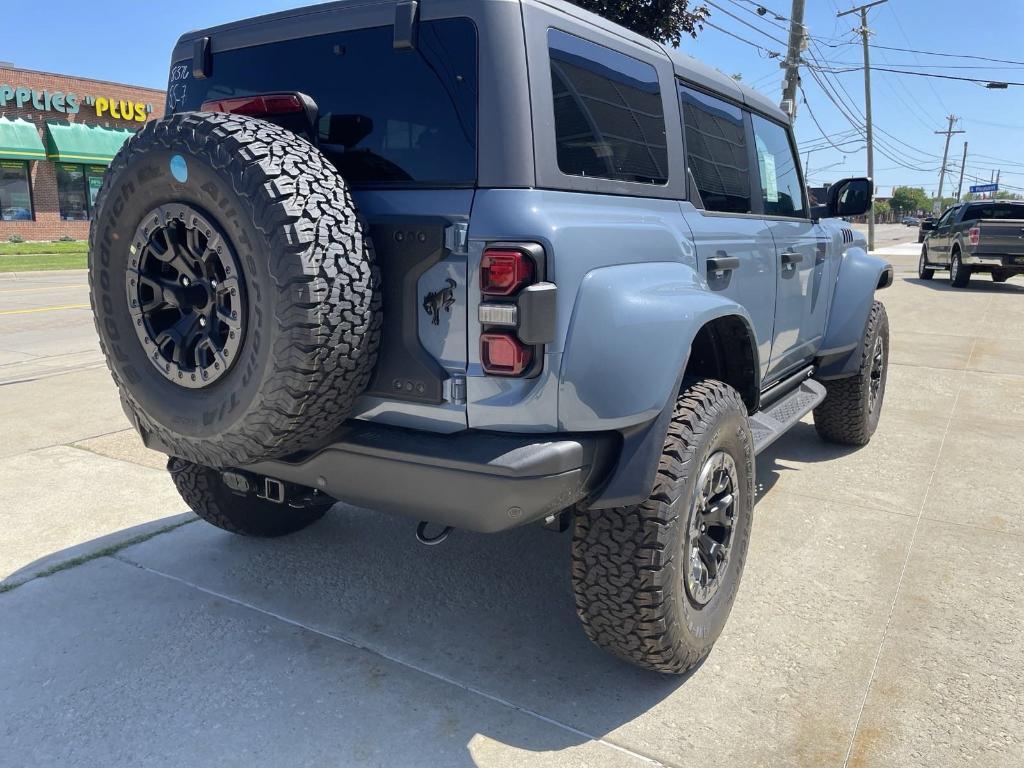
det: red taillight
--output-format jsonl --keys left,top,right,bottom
{"left": 969, "top": 226, "right": 980, "bottom": 246}
{"left": 200, "top": 93, "right": 304, "bottom": 116}
{"left": 481, "top": 248, "right": 534, "bottom": 296}
{"left": 481, "top": 332, "right": 532, "bottom": 376}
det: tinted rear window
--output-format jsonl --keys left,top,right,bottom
{"left": 171, "top": 20, "right": 477, "bottom": 186}
{"left": 679, "top": 86, "right": 751, "bottom": 214}
{"left": 964, "top": 203, "right": 1024, "bottom": 220}
{"left": 548, "top": 29, "right": 668, "bottom": 185}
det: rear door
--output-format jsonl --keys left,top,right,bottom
{"left": 751, "top": 113, "right": 831, "bottom": 380}
{"left": 930, "top": 205, "right": 961, "bottom": 263}
{"left": 678, "top": 85, "right": 777, "bottom": 380}
{"left": 169, "top": 13, "right": 479, "bottom": 432}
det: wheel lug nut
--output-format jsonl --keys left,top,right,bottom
{"left": 199, "top": 317, "right": 207, "bottom": 327}
{"left": 182, "top": 277, "right": 190, "bottom": 286}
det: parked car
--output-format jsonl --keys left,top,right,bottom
{"left": 88, "top": 0, "right": 892, "bottom": 674}
{"left": 918, "top": 216, "right": 934, "bottom": 242}
{"left": 1, "top": 206, "right": 32, "bottom": 221}
{"left": 919, "top": 201, "right": 1024, "bottom": 286}
{"left": 902, "top": 216, "right": 920, "bottom": 226}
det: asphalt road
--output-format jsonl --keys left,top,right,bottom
{"left": 2, "top": 238, "right": 1023, "bottom": 767}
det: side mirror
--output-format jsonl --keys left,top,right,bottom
{"left": 920, "top": 219, "right": 936, "bottom": 231}
{"left": 826, "top": 177, "right": 873, "bottom": 218}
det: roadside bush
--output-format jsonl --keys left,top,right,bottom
{"left": 7, "top": 234, "right": 25, "bottom": 243}
{"left": 56, "top": 235, "right": 77, "bottom": 242}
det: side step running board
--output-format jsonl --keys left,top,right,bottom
{"left": 750, "top": 379, "right": 827, "bottom": 454}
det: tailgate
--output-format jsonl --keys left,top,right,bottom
{"left": 978, "top": 220, "right": 1024, "bottom": 257}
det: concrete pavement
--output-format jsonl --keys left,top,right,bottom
{"left": 1, "top": 245, "right": 1023, "bottom": 767}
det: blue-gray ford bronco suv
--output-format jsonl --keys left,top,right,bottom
{"left": 89, "top": 0, "right": 892, "bottom": 673}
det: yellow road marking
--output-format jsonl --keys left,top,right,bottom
{"left": 0, "top": 303, "right": 91, "bottom": 316}
{"left": 0, "top": 284, "right": 83, "bottom": 295}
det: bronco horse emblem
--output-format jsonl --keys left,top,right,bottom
{"left": 423, "top": 278, "right": 457, "bottom": 325}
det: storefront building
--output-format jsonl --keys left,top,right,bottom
{"left": 0, "top": 65, "right": 164, "bottom": 241}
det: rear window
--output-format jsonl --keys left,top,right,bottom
{"left": 171, "top": 19, "right": 477, "bottom": 187}
{"left": 679, "top": 86, "right": 751, "bottom": 214}
{"left": 548, "top": 29, "right": 668, "bottom": 185}
{"left": 965, "top": 203, "right": 1024, "bottom": 220}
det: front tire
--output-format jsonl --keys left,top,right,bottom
{"left": 571, "top": 379, "right": 754, "bottom": 674}
{"left": 169, "top": 458, "right": 332, "bottom": 537}
{"left": 950, "top": 249, "right": 971, "bottom": 288}
{"left": 814, "top": 301, "right": 889, "bottom": 446}
{"left": 918, "top": 248, "right": 935, "bottom": 280}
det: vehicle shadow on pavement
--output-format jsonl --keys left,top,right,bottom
{"left": 3, "top": 505, "right": 692, "bottom": 764}
{"left": 905, "top": 277, "right": 1024, "bottom": 293}
{"left": 754, "top": 421, "right": 861, "bottom": 499}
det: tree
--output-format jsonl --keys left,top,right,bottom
{"left": 890, "top": 186, "right": 930, "bottom": 215}
{"left": 873, "top": 199, "right": 891, "bottom": 221}
{"left": 571, "top": 1, "right": 710, "bottom": 46}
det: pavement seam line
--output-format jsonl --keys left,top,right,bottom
{"left": 840, "top": 353, "right": 973, "bottom": 768}
{"left": 116, "top": 556, "right": 671, "bottom": 768}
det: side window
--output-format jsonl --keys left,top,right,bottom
{"left": 678, "top": 85, "right": 751, "bottom": 213}
{"left": 937, "top": 207, "right": 958, "bottom": 227}
{"left": 548, "top": 29, "right": 668, "bottom": 185}
{"left": 751, "top": 114, "right": 807, "bottom": 218}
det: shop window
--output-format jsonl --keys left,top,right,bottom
{"left": 0, "top": 161, "right": 33, "bottom": 221}
{"left": 57, "top": 164, "right": 89, "bottom": 221}
{"left": 86, "top": 166, "right": 106, "bottom": 210}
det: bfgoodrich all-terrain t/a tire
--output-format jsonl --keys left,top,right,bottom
{"left": 571, "top": 379, "right": 755, "bottom": 674}
{"left": 168, "top": 458, "right": 331, "bottom": 537}
{"left": 89, "top": 112, "right": 381, "bottom": 468}
{"left": 813, "top": 300, "right": 889, "bottom": 446}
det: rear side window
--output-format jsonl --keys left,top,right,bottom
{"left": 750, "top": 113, "right": 806, "bottom": 218}
{"left": 679, "top": 86, "right": 751, "bottom": 213}
{"left": 171, "top": 20, "right": 477, "bottom": 187}
{"left": 548, "top": 29, "right": 668, "bottom": 185}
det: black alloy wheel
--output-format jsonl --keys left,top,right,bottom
{"left": 127, "top": 204, "right": 245, "bottom": 389}
{"left": 685, "top": 450, "right": 740, "bottom": 606}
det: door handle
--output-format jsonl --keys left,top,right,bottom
{"left": 707, "top": 256, "right": 740, "bottom": 273}
{"left": 780, "top": 251, "right": 804, "bottom": 265}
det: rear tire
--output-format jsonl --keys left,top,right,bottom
{"left": 814, "top": 301, "right": 889, "bottom": 446}
{"left": 950, "top": 249, "right": 971, "bottom": 288}
{"left": 168, "top": 458, "right": 332, "bottom": 537}
{"left": 571, "top": 379, "right": 754, "bottom": 674}
{"left": 918, "top": 247, "right": 934, "bottom": 280}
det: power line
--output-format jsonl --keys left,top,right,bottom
{"left": 705, "top": 1, "right": 789, "bottom": 46}
{"left": 863, "top": 42, "right": 1024, "bottom": 67}
{"left": 702, "top": 21, "right": 783, "bottom": 57}
{"left": 809, "top": 64, "right": 1024, "bottom": 86}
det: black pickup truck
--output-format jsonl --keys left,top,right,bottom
{"left": 919, "top": 201, "right": 1024, "bottom": 287}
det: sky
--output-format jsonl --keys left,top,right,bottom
{"left": 4, "top": 0, "right": 1022, "bottom": 197}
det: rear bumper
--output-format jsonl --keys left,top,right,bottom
{"left": 963, "top": 253, "right": 1024, "bottom": 268}
{"left": 242, "top": 422, "right": 618, "bottom": 533}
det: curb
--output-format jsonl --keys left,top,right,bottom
{"left": 0, "top": 268, "right": 89, "bottom": 280}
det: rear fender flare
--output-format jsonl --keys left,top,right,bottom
{"left": 558, "top": 261, "right": 758, "bottom": 431}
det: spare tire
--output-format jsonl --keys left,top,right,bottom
{"left": 89, "top": 112, "right": 381, "bottom": 467}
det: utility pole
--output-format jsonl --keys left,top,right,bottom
{"left": 934, "top": 114, "right": 965, "bottom": 212}
{"left": 838, "top": 0, "right": 887, "bottom": 251}
{"left": 780, "top": 0, "right": 807, "bottom": 120}
{"left": 955, "top": 141, "right": 968, "bottom": 201}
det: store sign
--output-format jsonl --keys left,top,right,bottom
{"left": 0, "top": 84, "right": 154, "bottom": 122}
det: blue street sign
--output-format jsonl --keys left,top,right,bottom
{"left": 970, "top": 183, "right": 999, "bottom": 193}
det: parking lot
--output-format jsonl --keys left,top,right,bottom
{"left": 2, "top": 225, "right": 1022, "bottom": 767}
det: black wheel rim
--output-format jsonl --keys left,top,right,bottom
{"left": 685, "top": 451, "right": 739, "bottom": 606}
{"left": 126, "top": 204, "right": 245, "bottom": 389}
{"left": 868, "top": 335, "right": 885, "bottom": 412}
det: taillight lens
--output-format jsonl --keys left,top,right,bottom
{"left": 201, "top": 93, "right": 304, "bottom": 116}
{"left": 481, "top": 332, "right": 532, "bottom": 376}
{"left": 481, "top": 249, "right": 534, "bottom": 296}
{"left": 969, "top": 226, "right": 980, "bottom": 246}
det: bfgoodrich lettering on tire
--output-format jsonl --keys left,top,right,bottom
{"left": 88, "top": 112, "right": 382, "bottom": 467}
{"left": 571, "top": 379, "right": 754, "bottom": 674}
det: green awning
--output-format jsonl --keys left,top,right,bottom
{"left": 45, "top": 122, "right": 135, "bottom": 165}
{"left": 0, "top": 118, "right": 46, "bottom": 161}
